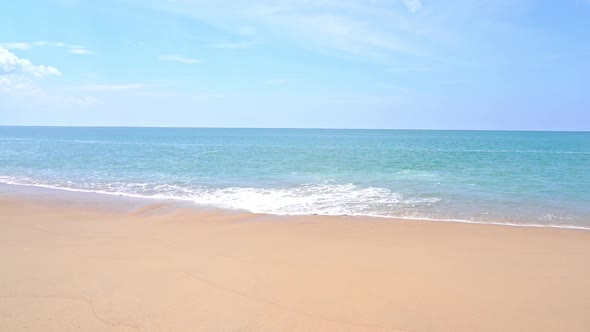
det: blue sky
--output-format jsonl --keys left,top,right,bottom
{"left": 1, "top": 0, "right": 589, "bottom": 130}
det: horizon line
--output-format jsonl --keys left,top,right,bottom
{"left": 0, "top": 125, "right": 588, "bottom": 133}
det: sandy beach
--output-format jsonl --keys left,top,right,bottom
{"left": 1, "top": 193, "right": 589, "bottom": 332}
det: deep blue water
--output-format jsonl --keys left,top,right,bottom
{"left": 1, "top": 126, "right": 589, "bottom": 228}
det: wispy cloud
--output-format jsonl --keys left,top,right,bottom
{"left": 207, "top": 41, "right": 255, "bottom": 49}
{"left": 0, "top": 76, "right": 34, "bottom": 89}
{"left": 0, "top": 47, "right": 61, "bottom": 77}
{"left": 159, "top": 54, "right": 201, "bottom": 64}
{"left": 0, "top": 41, "right": 93, "bottom": 55}
{"left": 33, "top": 41, "right": 70, "bottom": 48}
{"left": 0, "top": 76, "right": 98, "bottom": 105}
{"left": 73, "top": 83, "right": 146, "bottom": 91}
{"left": 0, "top": 42, "right": 32, "bottom": 50}
{"left": 131, "top": 0, "right": 436, "bottom": 61}
{"left": 65, "top": 0, "right": 524, "bottom": 68}
{"left": 403, "top": 0, "right": 423, "bottom": 13}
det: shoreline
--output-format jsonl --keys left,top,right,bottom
{"left": 1, "top": 181, "right": 588, "bottom": 231}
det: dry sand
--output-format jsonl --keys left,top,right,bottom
{"left": 1, "top": 195, "right": 589, "bottom": 331}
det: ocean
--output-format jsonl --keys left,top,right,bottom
{"left": 1, "top": 126, "right": 589, "bottom": 228}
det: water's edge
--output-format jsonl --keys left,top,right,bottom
{"left": 2, "top": 181, "right": 588, "bottom": 231}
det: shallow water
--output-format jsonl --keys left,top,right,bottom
{"left": 1, "top": 126, "right": 589, "bottom": 228}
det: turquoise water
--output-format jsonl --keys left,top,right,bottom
{"left": 1, "top": 126, "right": 589, "bottom": 228}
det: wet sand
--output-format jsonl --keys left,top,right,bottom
{"left": 1, "top": 194, "right": 589, "bottom": 331}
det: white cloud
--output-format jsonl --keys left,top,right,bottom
{"left": 0, "top": 41, "right": 93, "bottom": 55}
{"left": 0, "top": 47, "right": 61, "bottom": 77}
{"left": 34, "top": 41, "right": 93, "bottom": 55}
{"left": 159, "top": 54, "right": 201, "bottom": 64}
{"left": 0, "top": 42, "right": 32, "bottom": 50}
{"left": 403, "top": 0, "right": 423, "bottom": 13}
{"left": 0, "top": 47, "right": 100, "bottom": 106}
{"left": 33, "top": 41, "right": 67, "bottom": 47}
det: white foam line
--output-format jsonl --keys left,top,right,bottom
{"left": 0, "top": 179, "right": 195, "bottom": 202}
{"left": 358, "top": 213, "right": 590, "bottom": 230}
{"left": 1, "top": 179, "right": 588, "bottom": 231}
